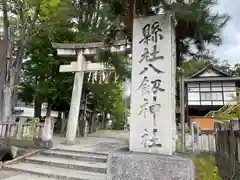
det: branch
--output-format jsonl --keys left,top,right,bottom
{"left": 18, "top": 0, "right": 24, "bottom": 38}
{"left": 160, "top": 0, "right": 172, "bottom": 11}
{"left": 92, "top": 0, "right": 100, "bottom": 29}
{"left": 23, "top": 0, "right": 41, "bottom": 45}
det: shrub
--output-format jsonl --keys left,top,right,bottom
{"left": 111, "top": 119, "right": 125, "bottom": 130}
{"left": 193, "top": 154, "right": 221, "bottom": 180}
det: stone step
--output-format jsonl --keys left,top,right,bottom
{"left": 1, "top": 173, "right": 58, "bottom": 180}
{"left": 41, "top": 149, "right": 107, "bottom": 163}
{"left": 51, "top": 148, "right": 108, "bottom": 156}
{"left": 4, "top": 162, "right": 106, "bottom": 180}
{"left": 24, "top": 155, "right": 107, "bottom": 174}
{"left": 0, "top": 170, "right": 20, "bottom": 179}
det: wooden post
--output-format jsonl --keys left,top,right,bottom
{"left": 180, "top": 69, "right": 185, "bottom": 152}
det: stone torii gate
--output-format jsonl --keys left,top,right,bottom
{"left": 52, "top": 40, "right": 131, "bottom": 145}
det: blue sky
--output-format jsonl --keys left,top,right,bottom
{"left": 212, "top": 0, "right": 240, "bottom": 65}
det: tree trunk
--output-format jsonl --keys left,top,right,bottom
{"left": 1, "top": 0, "right": 9, "bottom": 122}
{"left": 3, "top": 53, "right": 19, "bottom": 122}
{"left": 3, "top": 88, "right": 12, "bottom": 121}
{"left": 89, "top": 111, "right": 97, "bottom": 133}
{"left": 102, "top": 112, "right": 106, "bottom": 129}
{"left": 79, "top": 113, "right": 85, "bottom": 137}
{"left": 0, "top": 41, "right": 8, "bottom": 122}
{"left": 77, "top": 113, "right": 83, "bottom": 137}
{"left": 34, "top": 98, "right": 42, "bottom": 117}
{"left": 3, "top": 27, "right": 15, "bottom": 122}
{"left": 60, "top": 112, "right": 67, "bottom": 134}
{"left": 11, "top": 42, "right": 24, "bottom": 111}
{"left": 53, "top": 111, "right": 62, "bottom": 133}
{"left": 46, "top": 99, "right": 53, "bottom": 117}
{"left": 11, "top": 48, "right": 23, "bottom": 112}
{"left": 11, "top": 0, "right": 41, "bottom": 122}
{"left": 0, "top": 0, "right": 41, "bottom": 123}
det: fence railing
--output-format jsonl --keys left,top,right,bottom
{"left": 215, "top": 120, "right": 240, "bottom": 179}
{"left": 184, "top": 132, "right": 216, "bottom": 152}
{"left": 0, "top": 122, "right": 44, "bottom": 140}
{"left": 183, "top": 122, "right": 216, "bottom": 152}
{"left": 205, "top": 102, "right": 240, "bottom": 117}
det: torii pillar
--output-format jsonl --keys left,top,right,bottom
{"left": 53, "top": 40, "right": 131, "bottom": 145}
{"left": 61, "top": 53, "right": 84, "bottom": 145}
{"left": 59, "top": 53, "right": 114, "bottom": 145}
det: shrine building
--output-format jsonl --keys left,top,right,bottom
{"left": 184, "top": 64, "right": 240, "bottom": 129}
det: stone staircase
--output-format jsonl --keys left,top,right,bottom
{"left": 1, "top": 148, "right": 108, "bottom": 180}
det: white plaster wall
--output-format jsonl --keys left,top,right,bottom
{"left": 199, "top": 71, "right": 219, "bottom": 77}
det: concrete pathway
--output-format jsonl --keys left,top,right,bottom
{"left": 0, "top": 133, "right": 128, "bottom": 180}
{"left": 89, "top": 130, "right": 129, "bottom": 141}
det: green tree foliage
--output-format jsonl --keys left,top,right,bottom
{"left": 0, "top": 0, "right": 44, "bottom": 120}
{"left": 88, "top": 83, "right": 125, "bottom": 120}
{"left": 214, "top": 89, "right": 240, "bottom": 121}
{"left": 19, "top": 0, "right": 231, "bottom": 125}
{"left": 102, "top": 0, "right": 229, "bottom": 64}
{"left": 18, "top": 0, "right": 76, "bottom": 114}
{"left": 180, "top": 58, "right": 239, "bottom": 78}
{"left": 19, "top": 27, "right": 75, "bottom": 115}
{"left": 20, "top": 0, "right": 126, "bottom": 119}
{"left": 181, "top": 59, "right": 210, "bottom": 77}
{"left": 231, "top": 63, "right": 240, "bottom": 76}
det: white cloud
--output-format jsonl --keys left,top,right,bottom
{"left": 212, "top": 0, "right": 240, "bottom": 64}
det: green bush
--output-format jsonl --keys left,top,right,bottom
{"left": 111, "top": 119, "right": 125, "bottom": 130}
{"left": 193, "top": 154, "right": 221, "bottom": 180}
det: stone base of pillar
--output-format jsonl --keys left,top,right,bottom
{"left": 62, "top": 140, "right": 75, "bottom": 145}
{"left": 107, "top": 151, "right": 195, "bottom": 180}
{"left": 34, "top": 139, "right": 53, "bottom": 149}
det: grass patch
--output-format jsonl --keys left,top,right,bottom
{"left": 193, "top": 154, "right": 221, "bottom": 180}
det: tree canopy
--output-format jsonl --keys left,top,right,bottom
{"left": 0, "top": 0, "right": 232, "bottom": 127}
{"left": 103, "top": 0, "right": 229, "bottom": 64}
{"left": 18, "top": 0, "right": 126, "bottom": 121}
